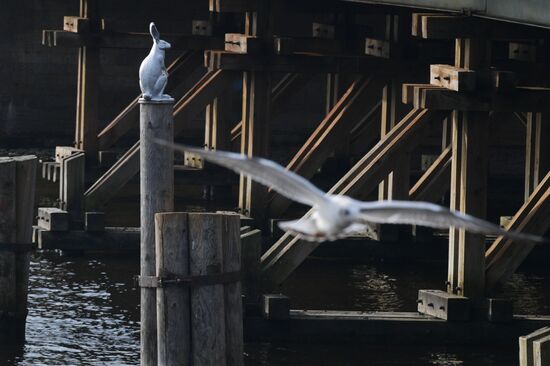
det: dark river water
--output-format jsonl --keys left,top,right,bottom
{"left": 1, "top": 252, "right": 549, "bottom": 365}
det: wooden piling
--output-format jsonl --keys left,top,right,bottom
{"left": 0, "top": 156, "right": 37, "bottom": 342}
{"left": 140, "top": 99, "right": 174, "bottom": 366}
{"left": 155, "top": 213, "right": 190, "bottom": 366}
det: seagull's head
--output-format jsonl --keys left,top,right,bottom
{"left": 327, "top": 195, "right": 360, "bottom": 223}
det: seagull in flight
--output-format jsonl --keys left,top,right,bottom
{"left": 156, "top": 140, "right": 546, "bottom": 244}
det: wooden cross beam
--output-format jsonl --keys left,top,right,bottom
{"left": 84, "top": 70, "right": 239, "bottom": 210}
{"left": 409, "top": 145, "right": 451, "bottom": 202}
{"left": 525, "top": 113, "right": 550, "bottom": 201}
{"left": 268, "top": 75, "right": 387, "bottom": 217}
{"left": 261, "top": 109, "right": 447, "bottom": 286}
{"left": 485, "top": 171, "right": 550, "bottom": 290}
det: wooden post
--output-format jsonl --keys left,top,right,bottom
{"left": 447, "top": 38, "right": 490, "bottom": 303}
{"left": 156, "top": 213, "right": 190, "bottom": 366}
{"left": 0, "top": 156, "right": 37, "bottom": 342}
{"left": 61, "top": 152, "right": 85, "bottom": 226}
{"left": 75, "top": 0, "right": 100, "bottom": 163}
{"left": 241, "top": 229, "right": 262, "bottom": 305}
{"left": 238, "top": 7, "right": 271, "bottom": 221}
{"left": 140, "top": 99, "right": 174, "bottom": 366}
{"left": 525, "top": 112, "right": 550, "bottom": 201}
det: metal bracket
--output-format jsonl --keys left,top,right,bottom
{"left": 0, "top": 243, "right": 36, "bottom": 253}
{"left": 137, "top": 271, "right": 241, "bottom": 288}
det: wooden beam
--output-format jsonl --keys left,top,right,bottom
{"left": 430, "top": 64, "right": 476, "bottom": 92}
{"left": 417, "top": 14, "right": 547, "bottom": 40}
{"left": 84, "top": 70, "right": 239, "bottom": 209}
{"left": 63, "top": 16, "right": 90, "bottom": 33}
{"left": 98, "top": 51, "right": 202, "bottom": 150}
{"left": 268, "top": 76, "right": 387, "bottom": 217}
{"left": 205, "top": 50, "right": 397, "bottom": 74}
{"left": 525, "top": 112, "right": 550, "bottom": 201}
{"left": 407, "top": 85, "right": 550, "bottom": 112}
{"left": 42, "top": 30, "right": 224, "bottom": 50}
{"left": 485, "top": 171, "right": 550, "bottom": 289}
{"left": 409, "top": 145, "right": 451, "bottom": 202}
{"left": 274, "top": 37, "right": 353, "bottom": 56}
{"left": 262, "top": 109, "right": 447, "bottom": 285}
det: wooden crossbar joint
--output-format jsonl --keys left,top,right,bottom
{"left": 191, "top": 20, "right": 213, "bottom": 36}
{"left": 63, "top": 16, "right": 90, "bottom": 34}
{"left": 430, "top": 64, "right": 476, "bottom": 92}
{"left": 312, "top": 23, "right": 335, "bottom": 39}
{"left": 509, "top": 42, "right": 537, "bottom": 62}
{"left": 365, "top": 38, "right": 391, "bottom": 59}
{"left": 225, "top": 33, "right": 262, "bottom": 54}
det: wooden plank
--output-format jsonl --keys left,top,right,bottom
{"left": 525, "top": 112, "right": 550, "bottom": 201}
{"left": 534, "top": 335, "right": 550, "bottom": 366}
{"left": 274, "top": 37, "right": 350, "bottom": 55}
{"left": 35, "top": 227, "right": 139, "bottom": 251}
{"left": 241, "top": 229, "right": 262, "bottom": 305}
{"left": 209, "top": 0, "right": 256, "bottom": 12}
{"left": 268, "top": 76, "right": 386, "bottom": 217}
{"left": 262, "top": 109, "right": 447, "bottom": 285}
{"left": 519, "top": 327, "right": 550, "bottom": 366}
{"left": 409, "top": 145, "right": 451, "bottom": 201}
{"left": 418, "top": 14, "right": 549, "bottom": 40}
{"left": 75, "top": 45, "right": 99, "bottom": 161}
{"left": 98, "top": 51, "right": 202, "bottom": 150}
{"left": 485, "top": 171, "right": 550, "bottom": 289}
{"left": 188, "top": 213, "right": 226, "bottom": 366}
{"left": 509, "top": 42, "right": 537, "bottom": 62}
{"left": 155, "top": 213, "right": 191, "bottom": 366}
{"left": 365, "top": 38, "right": 391, "bottom": 58}
{"left": 430, "top": 64, "right": 476, "bottom": 92}
{"left": 0, "top": 159, "right": 17, "bottom": 320}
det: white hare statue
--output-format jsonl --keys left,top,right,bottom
{"left": 139, "top": 22, "right": 172, "bottom": 101}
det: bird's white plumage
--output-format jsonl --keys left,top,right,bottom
{"left": 156, "top": 140, "right": 546, "bottom": 244}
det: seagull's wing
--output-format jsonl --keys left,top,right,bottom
{"left": 155, "top": 140, "right": 328, "bottom": 207}
{"left": 355, "top": 200, "right": 546, "bottom": 243}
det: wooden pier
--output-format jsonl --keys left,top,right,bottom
{"left": 3, "top": 0, "right": 550, "bottom": 363}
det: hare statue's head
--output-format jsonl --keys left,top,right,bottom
{"left": 150, "top": 22, "right": 171, "bottom": 50}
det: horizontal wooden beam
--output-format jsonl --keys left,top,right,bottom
{"left": 403, "top": 84, "right": 550, "bottom": 112}
{"left": 42, "top": 30, "right": 224, "bottom": 50}
{"left": 274, "top": 37, "right": 356, "bottom": 55}
{"left": 205, "top": 50, "right": 399, "bottom": 74}
{"left": 63, "top": 16, "right": 90, "bottom": 33}
{"left": 209, "top": 0, "right": 256, "bottom": 12}
{"left": 415, "top": 14, "right": 548, "bottom": 40}
{"left": 485, "top": 171, "right": 550, "bottom": 289}
{"left": 225, "top": 33, "right": 262, "bottom": 54}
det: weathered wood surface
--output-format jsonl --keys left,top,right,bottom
{"left": 524, "top": 113, "right": 550, "bottom": 201}
{"left": 0, "top": 158, "right": 17, "bottom": 320}
{"left": 262, "top": 109, "right": 447, "bottom": 285}
{"left": 241, "top": 229, "right": 262, "bottom": 305}
{"left": 519, "top": 327, "right": 550, "bottom": 366}
{"left": 189, "top": 213, "right": 227, "bottom": 366}
{"left": 155, "top": 213, "right": 191, "bottom": 366}
{"left": 61, "top": 152, "right": 85, "bottom": 225}
{"left": 140, "top": 101, "right": 175, "bottom": 366}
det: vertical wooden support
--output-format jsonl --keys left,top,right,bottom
{"left": 75, "top": 0, "right": 100, "bottom": 163}
{"left": 61, "top": 152, "right": 85, "bottom": 225}
{"left": 0, "top": 156, "right": 37, "bottom": 342}
{"left": 239, "top": 8, "right": 271, "bottom": 220}
{"left": 520, "top": 327, "right": 550, "bottom": 366}
{"left": 140, "top": 100, "right": 174, "bottom": 366}
{"left": 241, "top": 229, "right": 262, "bottom": 305}
{"left": 525, "top": 112, "right": 550, "bottom": 201}
{"left": 447, "top": 39, "right": 490, "bottom": 303}
{"left": 156, "top": 213, "right": 190, "bottom": 366}
{"left": 379, "top": 15, "right": 410, "bottom": 201}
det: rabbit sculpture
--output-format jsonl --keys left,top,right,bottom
{"left": 139, "top": 22, "right": 172, "bottom": 101}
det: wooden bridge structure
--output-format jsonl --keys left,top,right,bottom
{"left": 38, "top": 0, "right": 550, "bottom": 309}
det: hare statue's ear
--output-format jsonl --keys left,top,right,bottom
{"left": 150, "top": 22, "right": 160, "bottom": 42}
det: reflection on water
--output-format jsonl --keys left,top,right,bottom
{"left": 0, "top": 254, "right": 547, "bottom": 365}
